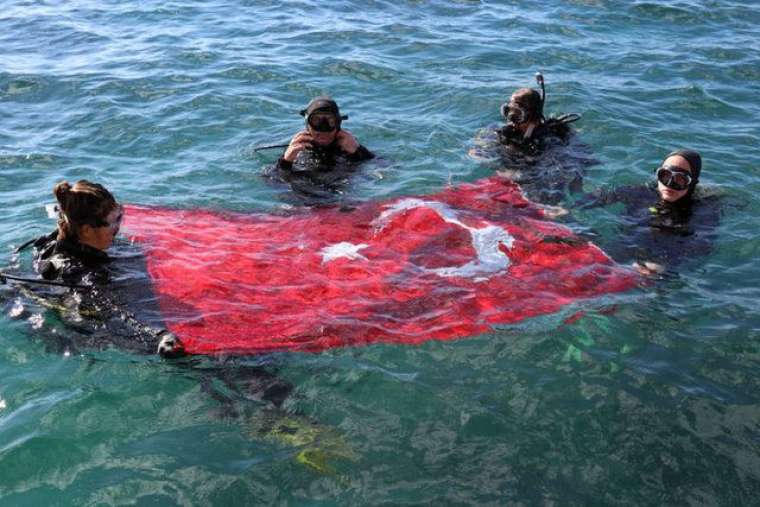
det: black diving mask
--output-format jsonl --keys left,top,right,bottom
{"left": 501, "top": 102, "right": 528, "bottom": 125}
{"left": 656, "top": 165, "right": 692, "bottom": 191}
{"left": 307, "top": 113, "right": 339, "bottom": 133}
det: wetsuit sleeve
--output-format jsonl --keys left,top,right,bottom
{"left": 78, "top": 284, "right": 174, "bottom": 355}
{"left": 500, "top": 125, "right": 542, "bottom": 156}
{"left": 575, "top": 185, "right": 647, "bottom": 209}
{"left": 658, "top": 195, "right": 722, "bottom": 269}
{"left": 468, "top": 126, "right": 503, "bottom": 163}
{"left": 276, "top": 156, "right": 294, "bottom": 171}
{"left": 543, "top": 119, "right": 572, "bottom": 142}
{"left": 32, "top": 231, "right": 58, "bottom": 249}
{"left": 346, "top": 145, "right": 374, "bottom": 162}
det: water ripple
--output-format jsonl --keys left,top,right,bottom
{"left": 2, "top": 0, "right": 760, "bottom": 503}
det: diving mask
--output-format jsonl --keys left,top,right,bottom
{"left": 501, "top": 101, "right": 529, "bottom": 125}
{"left": 307, "top": 113, "right": 339, "bottom": 133}
{"left": 656, "top": 166, "right": 692, "bottom": 191}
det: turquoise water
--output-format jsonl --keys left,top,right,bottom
{"left": 2, "top": 0, "right": 760, "bottom": 504}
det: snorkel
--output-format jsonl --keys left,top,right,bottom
{"left": 535, "top": 71, "right": 546, "bottom": 115}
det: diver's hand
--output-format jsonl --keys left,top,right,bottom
{"left": 540, "top": 204, "right": 569, "bottom": 220}
{"left": 336, "top": 130, "right": 360, "bottom": 155}
{"left": 283, "top": 131, "right": 313, "bottom": 162}
{"left": 632, "top": 261, "right": 665, "bottom": 276}
{"left": 496, "top": 168, "right": 526, "bottom": 182}
{"left": 157, "top": 331, "right": 185, "bottom": 358}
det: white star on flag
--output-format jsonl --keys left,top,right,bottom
{"left": 320, "top": 242, "right": 370, "bottom": 264}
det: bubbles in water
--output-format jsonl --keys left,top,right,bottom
{"left": 28, "top": 313, "right": 44, "bottom": 330}
{"left": 9, "top": 298, "right": 24, "bottom": 318}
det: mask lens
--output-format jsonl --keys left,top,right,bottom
{"left": 307, "top": 114, "right": 338, "bottom": 132}
{"left": 106, "top": 205, "right": 123, "bottom": 235}
{"left": 657, "top": 166, "right": 691, "bottom": 191}
{"left": 507, "top": 102, "right": 527, "bottom": 124}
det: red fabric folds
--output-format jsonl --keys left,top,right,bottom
{"left": 123, "top": 177, "right": 638, "bottom": 355}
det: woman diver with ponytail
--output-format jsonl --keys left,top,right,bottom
{"left": 4, "top": 180, "right": 348, "bottom": 471}
{"left": 7, "top": 179, "right": 182, "bottom": 357}
{"left": 34, "top": 180, "right": 123, "bottom": 283}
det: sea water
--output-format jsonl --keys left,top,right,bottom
{"left": 1, "top": 1, "right": 759, "bottom": 504}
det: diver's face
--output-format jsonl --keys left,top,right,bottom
{"left": 307, "top": 113, "right": 339, "bottom": 146}
{"left": 79, "top": 204, "right": 123, "bottom": 251}
{"left": 507, "top": 94, "right": 529, "bottom": 125}
{"left": 80, "top": 224, "right": 114, "bottom": 251}
{"left": 657, "top": 155, "right": 692, "bottom": 203}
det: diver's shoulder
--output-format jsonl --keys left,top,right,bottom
{"left": 348, "top": 144, "right": 374, "bottom": 161}
{"left": 691, "top": 186, "right": 723, "bottom": 204}
{"left": 33, "top": 237, "right": 110, "bottom": 283}
{"left": 538, "top": 114, "right": 580, "bottom": 139}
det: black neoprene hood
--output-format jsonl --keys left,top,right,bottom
{"left": 300, "top": 96, "right": 343, "bottom": 118}
{"left": 667, "top": 149, "right": 702, "bottom": 196}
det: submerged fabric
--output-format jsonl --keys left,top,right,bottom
{"left": 122, "top": 177, "right": 638, "bottom": 355}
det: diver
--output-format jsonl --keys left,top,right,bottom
{"left": 3, "top": 180, "right": 350, "bottom": 472}
{"left": 7, "top": 179, "right": 183, "bottom": 357}
{"left": 575, "top": 149, "right": 721, "bottom": 276}
{"left": 470, "top": 73, "right": 588, "bottom": 205}
{"left": 487, "top": 73, "right": 580, "bottom": 156}
{"left": 6, "top": 179, "right": 296, "bottom": 406}
{"left": 263, "top": 96, "right": 375, "bottom": 201}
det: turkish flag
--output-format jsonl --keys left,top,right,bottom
{"left": 123, "top": 177, "right": 638, "bottom": 355}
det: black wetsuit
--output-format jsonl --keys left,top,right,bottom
{"left": 471, "top": 117, "right": 590, "bottom": 205}
{"left": 497, "top": 118, "right": 572, "bottom": 156}
{"left": 577, "top": 184, "right": 721, "bottom": 271}
{"left": 265, "top": 141, "right": 375, "bottom": 202}
{"left": 27, "top": 231, "right": 169, "bottom": 355}
{"left": 15, "top": 231, "right": 295, "bottom": 408}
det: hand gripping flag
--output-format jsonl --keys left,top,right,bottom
{"left": 123, "top": 177, "right": 638, "bottom": 355}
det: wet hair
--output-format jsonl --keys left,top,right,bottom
{"left": 666, "top": 149, "right": 702, "bottom": 198}
{"left": 54, "top": 180, "right": 117, "bottom": 241}
{"left": 511, "top": 88, "right": 544, "bottom": 123}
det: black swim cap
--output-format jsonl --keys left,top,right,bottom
{"left": 667, "top": 149, "right": 702, "bottom": 194}
{"left": 300, "top": 96, "right": 348, "bottom": 120}
{"left": 299, "top": 96, "right": 348, "bottom": 134}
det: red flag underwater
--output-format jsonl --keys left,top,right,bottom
{"left": 122, "top": 177, "right": 638, "bottom": 355}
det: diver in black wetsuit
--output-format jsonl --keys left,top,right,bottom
{"left": 576, "top": 149, "right": 721, "bottom": 276}
{"left": 470, "top": 73, "right": 588, "bottom": 205}
{"left": 265, "top": 96, "right": 375, "bottom": 199}
{"left": 496, "top": 76, "right": 578, "bottom": 156}
{"left": 7, "top": 179, "right": 296, "bottom": 403}
{"left": 11, "top": 180, "right": 184, "bottom": 357}
{"left": 4, "top": 180, "right": 346, "bottom": 469}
